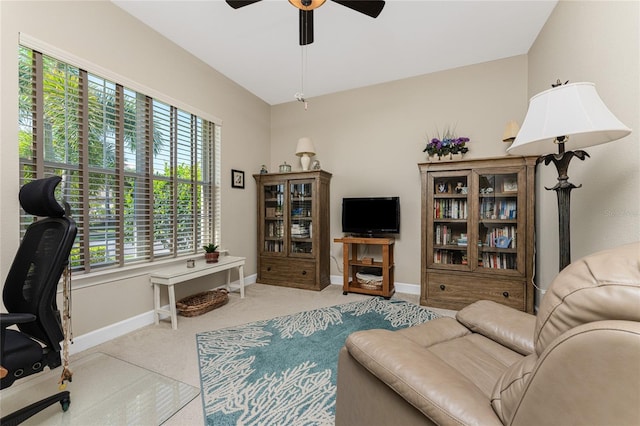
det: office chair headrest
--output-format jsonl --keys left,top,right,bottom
{"left": 19, "top": 176, "right": 65, "bottom": 218}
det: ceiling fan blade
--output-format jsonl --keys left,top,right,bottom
{"left": 299, "top": 9, "right": 314, "bottom": 46}
{"left": 331, "top": 1, "right": 385, "bottom": 18}
{"left": 226, "top": 0, "right": 262, "bottom": 9}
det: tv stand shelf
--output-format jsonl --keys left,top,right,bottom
{"left": 334, "top": 237, "right": 395, "bottom": 299}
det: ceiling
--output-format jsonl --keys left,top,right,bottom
{"left": 112, "top": 0, "right": 557, "bottom": 106}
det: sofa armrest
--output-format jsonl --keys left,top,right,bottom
{"left": 396, "top": 317, "right": 470, "bottom": 347}
{"left": 345, "top": 329, "right": 503, "bottom": 426}
{"left": 456, "top": 300, "right": 535, "bottom": 355}
{"left": 336, "top": 347, "right": 436, "bottom": 426}
{"left": 508, "top": 320, "right": 640, "bottom": 426}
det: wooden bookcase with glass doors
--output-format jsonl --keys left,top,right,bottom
{"left": 419, "top": 157, "right": 536, "bottom": 313}
{"left": 254, "top": 170, "right": 332, "bottom": 291}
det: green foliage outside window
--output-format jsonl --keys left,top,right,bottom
{"left": 18, "top": 46, "right": 218, "bottom": 273}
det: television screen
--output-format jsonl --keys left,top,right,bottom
{"left": 342, "top": 197, "right": 400, "bottom": 235}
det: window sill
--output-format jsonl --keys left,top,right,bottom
{"left": 64, "top": 252, "right": 227, "bottom": 291}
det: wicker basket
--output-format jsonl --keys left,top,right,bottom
{"left": 356, "top": 272, "right": 383, "bottom": 290}
{"left": 176, "top": 288, "right": 229, "bottom": 317}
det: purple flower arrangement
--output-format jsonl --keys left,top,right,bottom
{"left": 423, "top": 136, "right": 470, "bottom": 156}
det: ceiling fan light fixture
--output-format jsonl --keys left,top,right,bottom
{"left": 289, "top": 0, "right": 326, "bottom": 11}
{"left": 227, "top": 0, "right": 385, "bottom": 46}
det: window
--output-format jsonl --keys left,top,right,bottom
{"left": 18, "top": 46, "right": 220, "bottom": 273}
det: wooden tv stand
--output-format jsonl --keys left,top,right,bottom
{"left": 334, "top": 236, "right": 395, "bottom": 299}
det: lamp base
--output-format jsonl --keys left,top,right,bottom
{"left": 537, "top": 148, "right": 590, "bottom": 271}
{"left": 300, "top": 154, "right": 311, "bottom": 171}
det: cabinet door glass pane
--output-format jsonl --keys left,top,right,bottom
{"left": 433, "top": 176, "right": 468, "bottom": 266}
{"left": 290, "top": 181, "right": 313, "bottom": 254}
{"left": 478, "top": 173, "right": 518, "bottom": 269}
{"left": 263, "top": 183, "right": 284, "bottom": 253}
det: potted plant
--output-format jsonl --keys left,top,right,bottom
{"left": 423, "top": 126, "right": 470, "bottom": 161}
{"left": 203, "top": 243, "right": 220, "bottom": 263}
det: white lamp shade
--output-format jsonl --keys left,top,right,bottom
{"left": 507, "top": 82, "right": 631, "bottom": 156}
{"left": 296, "top": 137, "right": 316, "bottom": 156}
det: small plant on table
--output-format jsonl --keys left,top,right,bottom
{"left": 203, "top": 244, "right": 219, "bottom": 263}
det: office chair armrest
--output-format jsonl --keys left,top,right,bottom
{"left": 0, "top": 312, "right": 36, "bottom": 330}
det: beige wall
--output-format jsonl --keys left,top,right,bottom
{"left": 272, "top": 0, "right": 639, "bottom": 301}
{"left": 0, "top": 1, "right": 269, "bottom": 334}
{"left": 272, "top": 56, "right": 529, "bottom": 287}
{"left": 527, "top": 0, "right": 640, "bottom": 292}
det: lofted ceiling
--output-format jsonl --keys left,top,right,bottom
{"left": 112, "top": 0, "right": 557, "bottom": 106}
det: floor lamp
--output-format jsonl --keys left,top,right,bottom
{"left": 507, "top": 81, "right": 631, "bottom": 271}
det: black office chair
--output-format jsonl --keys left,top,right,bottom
{"left": 1, "top": 176, "right": 77, "bottom": 425}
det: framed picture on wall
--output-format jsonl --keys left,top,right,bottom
{"left": 232, "top": 169, "right": 245, "bottom": 189}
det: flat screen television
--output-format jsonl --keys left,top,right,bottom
{"left": 342, "top": 197, "right": 400, "bottom": 235}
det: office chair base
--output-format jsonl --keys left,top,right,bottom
{"left": 0, "top": 391, "right": 70, "bottom": 426}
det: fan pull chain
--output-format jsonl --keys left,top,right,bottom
{"left": 58, "top": 264, "right": 73, "bottom": 390}
{"left": 295, "top": 45, "right": 309, "bottom": 110}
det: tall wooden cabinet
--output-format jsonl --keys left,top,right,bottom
{"left": 418, "top": 157, "right": 536, "bottom": 313}
{"left": 254, "top": 170, "right": 332, "bottom": 291}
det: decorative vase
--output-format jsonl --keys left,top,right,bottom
{"left": 205, "top": 252, "right": 219, "bottom": 263}
{"left": 279, "top": 162, "right": 291, "bottom": 173}
{"left": 439, "top": 153, "right": 464, "bottom": 162}
{"left": 427, "top": 153, "right": 464, "bottom": 162}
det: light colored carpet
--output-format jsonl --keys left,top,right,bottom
{"left": 55, "top": 284, "right": 455, "bottom": 425}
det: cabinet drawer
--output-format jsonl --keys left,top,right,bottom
{"left": 259, "top": 257, "right": 316, "bottom": 288}
{"left": 426, "top": 272, "right": 525, "bottom": 311}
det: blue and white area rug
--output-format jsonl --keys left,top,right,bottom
{"left": 196, "top": 297, "right": 439, "bottom": 425}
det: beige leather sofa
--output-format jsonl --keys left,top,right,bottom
{"left": 336, "top": 242, "right": 640, "bottom": 425}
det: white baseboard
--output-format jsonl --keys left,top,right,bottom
{"left": 69, "top": 274, "right": 257, "bottom": 355}
{"left": 393, "top": 282, "right": 421, "bottom": 295}
{"left": 329, "top": 275, "right": 420, "bottom": 296}
{"left": 70, "top": 310, "right": 155, "bottom": 355}
{"left": 69, "top": 273, "right": 417, "bottom": 355}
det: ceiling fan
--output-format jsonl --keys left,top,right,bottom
{"left": 226, "top": 0, "right": 385, "bottom": 45}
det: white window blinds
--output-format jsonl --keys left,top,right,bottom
{"left": 18, "top": 46, "right": 220, "bottom": 273}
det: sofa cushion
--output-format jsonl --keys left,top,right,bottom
{"left": 345, "top": 324, "right": 523, "bottom": 425}
{"left": 490, "top": 353, "right": 538, "bottom": 423}
{"left": 535, "top": 242, "right": 640, "bottom": 354}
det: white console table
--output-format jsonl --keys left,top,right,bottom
{"left": 150, "top": 255, "right": 245, "bottom": 329}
